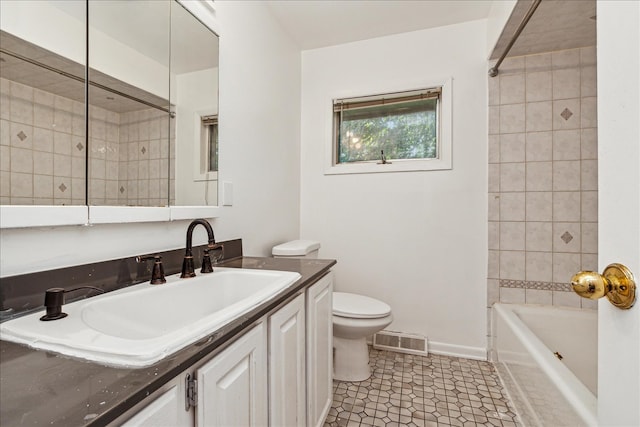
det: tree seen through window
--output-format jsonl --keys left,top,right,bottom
{"left": 336, "top": 97, "right": 438, "bottom": 164}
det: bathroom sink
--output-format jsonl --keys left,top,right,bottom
{"left": 0, "top": 268, "right": 301, "bottom": 367}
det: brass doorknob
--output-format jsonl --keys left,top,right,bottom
{"left": 571, "top": 263, "right": 636, "bottom": 309}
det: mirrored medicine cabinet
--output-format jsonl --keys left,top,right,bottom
{"left": 0, "top": 0, "right": 219, "bottom": 227}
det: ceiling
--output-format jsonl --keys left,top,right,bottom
{"left": 265, "top": 0, "right": 494, "bottom": 50}
{"left": 265, "top": 0, "right": 596, "bottom": 57}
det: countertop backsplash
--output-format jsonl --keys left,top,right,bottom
{"left": 0, "top": 238, "right": 243, "bottom": 321}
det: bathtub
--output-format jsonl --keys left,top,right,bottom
{"left": 492, "top": 303, "right": 597, "bottom": 427}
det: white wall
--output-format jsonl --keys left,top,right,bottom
{"left": 300, "top": 20, "right": 489, "bottom": 358}
{"left": 175, "top": 67, "right": 219, "bottom": 206}
{"left": 596, "top": 1, "right": 640, "bottom": 425}
{"left": 0, "top": 1, "right": 301, "bottom": 276}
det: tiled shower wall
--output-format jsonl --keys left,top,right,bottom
{"left": 1, "top": 77, "right": 173, "bottom": 206}
{"left": 487, "top": 47, "right": 598, "bottom": 311}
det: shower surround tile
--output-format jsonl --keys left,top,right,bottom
{"left": 525, "top": 161, "right": 552, "bottom": 191}
{"left": 499, "top": 133, "right": 525, "bottom": 163}
{"left": 525, "top": 192, "right": 552, "bottom": 221}
{"left": 553, "top": 99, "right": 581, "bottom": 130}
{"left": 325, "top": 348, "right": 521, "bottom": 427}
{"left": 487, "top": 47, "right": 598, "bottom": 310}
{"left": 500, "top": 287, "right": 526, "bottom": 304}
{"left": 552, "top": 129, "right": 581, "bottom": 160}
{"left": 499, "top": 163, "right": 525, "bottom": 192}
{"left": 552, "top": 191, "right": 581, "bottom": 222}
{"left": 525, "top": 131, "right": 552, "bottom": 161}
{"left": 499, "top": 193, "right": 525, "bottom": 221}
{"left": 500, "top": 74, "right": 525, "bottom": 105}
{"left": 581, "top": 191, "right": 598, "bottom": 222}
{"left": 525, "top": 71, "right": 552, "bottom": 102}
{"left": 525, "top": 252, "right": 553, "bottom": 282}
{"left": 580, "top": 128, "right": 597, "bottom": 160}
{"left": 525, "top": 289, "right": 553, "bottom": 305}
{"left": 552, "top": 68, "right": 581, "bottom": 100}
{"left": 525, "top": 101, "right": 552, "bottom": 132}
{"left": 499, "top": 104, "right": 525, "bottom": 134}
{"left": 499, "top": 251, "right": 525, "bottom": 281}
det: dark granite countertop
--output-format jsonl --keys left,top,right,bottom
{"left": 0, "top": 256, "right": 336, "bottom": 426}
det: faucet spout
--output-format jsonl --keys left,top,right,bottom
{"left": 181, "top": 219, "right": 216, "bottom": 278}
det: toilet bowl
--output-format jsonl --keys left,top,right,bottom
{"left": 271, "top": 241, "right": 393, "bottom": 382}
{"left": 333, "top": 292, "right": 392, "bottom": 382}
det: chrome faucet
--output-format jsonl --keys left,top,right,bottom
{"left": 181, "top": 219, "right": 223, "bottom": 278}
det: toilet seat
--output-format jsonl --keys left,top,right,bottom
{"left": 333, "top": 292, "right": 391, "bottom": 319}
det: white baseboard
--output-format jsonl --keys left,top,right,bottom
{"left": 428, "top": 341, "right": 487, "bottom": 361}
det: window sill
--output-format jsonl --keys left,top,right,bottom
{"left": 324, "top": 157, "right": 451, "bottom": 175}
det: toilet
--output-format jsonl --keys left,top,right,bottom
{"left": 272, "top": 240, "right": 393, "bottom": 382}
{"left": 332, "top": 292, "right": 392, "bottom": 381}
{"left": 271, "top": 239, "right": 321, "bottom": 259}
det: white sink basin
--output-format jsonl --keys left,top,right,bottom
{"left": 0, "top": 268, "right": 301, "bottom": 367}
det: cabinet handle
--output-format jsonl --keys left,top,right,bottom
{"left": 185, "top": 373, "right": 198, "bottom": 411}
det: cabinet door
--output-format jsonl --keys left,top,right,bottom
{"left": 120, "top": 379, "right": 191, "bottom": 427}
{"left": 196, "top": 323, "right": 268, "bottom": 427}
{"left": 269, "top": 293, "right": 306, "bottom": 427}
{"left": 306, "top": 273, "right": 334, "bottom": 427}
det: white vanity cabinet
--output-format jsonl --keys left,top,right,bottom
{"left": 196, "top": 323, "right": 268, "bottom": 427}
{"left": 117, "top": 272, "right": 333, "bottom": 427}
{"left": 305, "top": 273, "right": 333, "bottom": 427}
{"left": 119, "top": 379, "right": 191, "bottom": 427}
{"left": 267, "top": 272, "right": 334, "bottom": 427}
{"left": 119, "top": 324, "right": 267, "bottom": 427}
{"left": 268, "top": 293, "right": 306, "bottom": 426}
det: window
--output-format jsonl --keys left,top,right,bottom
{"left": 201, "top": 115, "right": 218, "bottom": 174}
{"left": 326, "top": 80, "right": 451, "bottom": 175}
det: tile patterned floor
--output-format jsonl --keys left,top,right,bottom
{"left": 324, "top": 347, "right": 521, "bottom": 427}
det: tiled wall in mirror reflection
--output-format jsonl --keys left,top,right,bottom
{"left": 0, "top": 77, "right": 174, "bottom": 206}
{"left": 1, "top": 77, "right": 85, "bottom": 205}
{"left": 487, "top": 47, "right": 598, "bottom": 311}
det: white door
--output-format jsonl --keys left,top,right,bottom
{"left": 596, "top": 2, "right": 640, "bottom": 425}
{"left": 306, "top": 273, "right": 333, "bottom": 427}
{"left": 196, "top": 323, "right": 268, "bottom": 427}
{"left": 269, "top": 293, "right": 306, "bottom": 427}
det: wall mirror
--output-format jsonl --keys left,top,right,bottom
{"left": 1, "top": 1, "right": 87, "bottom": 206}
{"left": 0, "top": 0, "right": 219, "bottom": 223}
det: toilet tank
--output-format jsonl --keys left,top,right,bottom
{"left": 272, "top": 240, "right": 321, "bottom": 259}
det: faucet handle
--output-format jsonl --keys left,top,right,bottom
{"left": 136, "top": 254, "right": 167, "bottom": 285}
{"left": 209, "top": 243, "right": 225, "bottom": 263}
{"left": 201, "top": 243, "right": 224, "bottom": 274}
{"left": 201, "top": 250, "right": 213, "bottom": 274}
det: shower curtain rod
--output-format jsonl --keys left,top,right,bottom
{"left": 489, "top": 0, "right": 542, "bottom": 77}
{"left": 0, "top": 48, "right": 173, "bottom": 115}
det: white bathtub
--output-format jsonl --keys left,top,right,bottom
{"left": 492, "top": 303, "right": 597, "bottom": 427}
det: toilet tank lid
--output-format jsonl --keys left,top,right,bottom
{"left": 272, "top": 240, "right": 321, "bottom": 256}
{"left": 333, "top": 292, "right": 391, "bottom": 318}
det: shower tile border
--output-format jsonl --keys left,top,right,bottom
{"left": 498, "top": 279, "right": 572, "bottom": 292}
